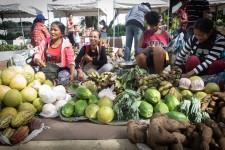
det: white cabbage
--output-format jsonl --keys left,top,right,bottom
{"left": 53, "top": 85, "right": 66, "bottom": 100}
{"left": 39, "top": 84, "right": 56, "bottom": 103}
{"left": 40, "top": 103, "right": 58, "bottom": 118}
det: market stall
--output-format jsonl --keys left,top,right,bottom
{"left": 112, "top": 0, "right": 169, "bottom": 47}
{"left": 0, "top": 3, "right": 42, "bottom": 44}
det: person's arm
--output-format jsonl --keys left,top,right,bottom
{"left": 33, "top": 39, "right": 48, "bottom": 67}
{"left": 75, "top": 46, "right": 86, "bottom": 69}
{"left": 175, "top": 36, "right": 193, "bottom": 67}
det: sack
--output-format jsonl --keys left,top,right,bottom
{"left": 166, "top": 32, "right": 185, "bottom": 67}
{"left": 83, "top": 62, "right": 97, "bottom": 75}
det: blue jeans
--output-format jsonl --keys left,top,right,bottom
{"left": 124, "top": 25, "right": 143, "bottom": 61}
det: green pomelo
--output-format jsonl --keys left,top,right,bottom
{"left": 85, "top": 104, "right": 100, "bottom": 119}
{"left": 88, "top": 94, "right": 99, "bottom": 104}
{"left": 181, "top": 90, "right": 193, "bottom": 99}
{"left": 22, "top": 65, "right": 35, "bottom": 83}
{"left": 34, "top": 71, "right": 46, "bottom": 84}
{"left": 98, "top": 96, "right": 113, "bottom": 108}
{"left": 75, "top": 86, "right": 92, "bottom": 100}
{"left": 1, "top": 68, "right": 17, "bottom": 86}
{"left": 61, "top": 103, "right": 75, "bottom": 118}
{"left": 17, "top": 102, "right": 37, "bottom": 113}
{"left": 194, "top": 92, "right": 208, "bottom": 100}
{"left": 9, "top": 74, "right": 27, "bottom": 90}
{"left": 189, "top": 76, "right": 202, "bottom": 82}
{"left": 0, "top": 85, "right": 11, "bottom": 102}
{"left": 2, "top": 89, "right": 22, "bottom": 107}
{"left": 97, "top": 106, "right": 114, "bottom": 124}
{"left": 43, "top": 79, "right": 54, "bottom": 87}
{"left": 32, "top": 97, "right": 44, "bottom": 112}
{"left": 21, "top": 87, "right": 38, "bottom": 103}
{"left": 204, "top": 82, "right": 220, "bottom": 94}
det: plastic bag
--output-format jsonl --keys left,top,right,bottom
{"left": 166, "top": 32, "right": 185, "bottom": 67}
{"left": 83, "top": 62, "right": 97, "bottom": 75}
{"left": 98, "top": 86, "right": 116, "bottom": 100}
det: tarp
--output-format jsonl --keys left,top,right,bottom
{"left": 114, "top": 0, "right": 169, "bottom": 14}
{"left": 47, "top": 0, "right": 107, "bottom": 17}
{"left": 0, "top": 3, "right": 42, "bottom": 19}
{"left": 0, "top": 3, "right": 42, "bottom": 44}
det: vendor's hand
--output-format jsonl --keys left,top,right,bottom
{"left": 36, "top": 59, "right": 46, "bottom": 68}
{"left": 77, "top": 70, "right": 85, "bottom": 81}
{"left": 83, "top": 54, "right": 93, "bottom": 62}
{"left": 181, "top": 70, "right": 195, "bottom": 78}
{"left": 68, "top": 74, "right": 75, "bottom": 85}
{"left": 213, "top": 92, "right": 225, "bottom": 100}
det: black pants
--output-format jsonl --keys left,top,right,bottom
{"left": 68, "top": 31, "right": 75, "bottom": 45}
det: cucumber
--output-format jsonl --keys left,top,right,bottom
{"left": 166, "top": 111, "right": 189, "bottom": 122}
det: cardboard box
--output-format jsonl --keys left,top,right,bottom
{"left": 0, "top": 60, "right": 8, "bottom": 71}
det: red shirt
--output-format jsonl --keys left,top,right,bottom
{"left": 31, "top": 22, "right": 50, "bottom": 46}
{"left": 46, "top": 44, "right": 62, "bottom": 63}
{"left": 142, "top": 30, "right": 169, "bottom": 48}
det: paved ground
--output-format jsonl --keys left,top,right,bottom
{"left": 0, "top": 139, "right": 138, "bottom": 150}
{"left": 0, "top": 117, "right": 138, "bottom": 150}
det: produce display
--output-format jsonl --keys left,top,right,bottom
{"left": 0, "top": 63, "right": 225, "bottom": 147}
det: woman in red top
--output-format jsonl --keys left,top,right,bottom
{"left": 34, "top": 21, "right": 75, "bottom": 85}
{"left": 136, "top": 11, "right": 169, "bottom": 74}
{"left": 31, "top": 14, "right": 50, "bottom": 46}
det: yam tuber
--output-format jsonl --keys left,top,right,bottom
{"left": 200, "top": 125, "right": 213, "bottom": 150}
{"left": 150, "top": 113, "right": 168, "bottom": 121}
{"left": 209, "top": 138, "right": 219, "bottom": 150}
{"left": 186, "top": 124, "right": 197, "bottom": 139}
{"left": 127, "top": 120, "right": 148, "bottom": 143}
{"left": 218, "top": 137, "right": 225, "bottom": 150}
{"left": 191, "top": 131, "right": 201, "bottom": 150}
{"left": 151, "top": 116, "right": 187, "bottom": 132}
{"left": 147, "top": 125, "right": 177, "bottom": 150}
{"left": 204, "top": 119, "right": 222, "bottom": 140}
{"left": 171, "top": 132, "right": 187, "bottom": 150}
{"left": 219, "top": 106, "right": 225, "bottom": 123}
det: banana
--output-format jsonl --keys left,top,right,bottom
{"left": 158, "top": 83, "right": 173, "bottom": 92}
{"left": 159, "top": 81, "right": 171, "bottom": 86}
{"left": 161, "top": 89, "right": 170, "bottom": 97}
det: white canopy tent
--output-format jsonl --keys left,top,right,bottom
{"left": 114, "top": 0, "right": 169, "bottom": 14}
{"left": 0, "top": 3, "right": 42, "bottom": 44}
{"left": 47, "top": 0, "right": 107, "bottom": 29}
{"left": 112, "top": 0, "right": 169, "bottom": 47}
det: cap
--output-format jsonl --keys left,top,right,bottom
{"left": 36, "top": 14, "right": 47, "bottom": 21}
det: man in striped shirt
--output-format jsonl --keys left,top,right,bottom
{"left": 175, "top": 18, "right": 225, "bottom": 78}
{"left": 185, "top": 0, "right": 210, "bottom": 41}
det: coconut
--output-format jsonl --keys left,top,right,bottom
{"left": 21, "top": 87, "right": 38, "bottom": 103}
{"left": 9, "top": 74, "right": 27, "bottom": 90}
{"left": 0, "top": 85, "right": 11, "bottom": 101}
{"left": 1, "top": 67, "right": 17, "bottom": 86}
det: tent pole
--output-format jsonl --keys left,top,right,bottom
{"left": 48, "top": 10, "right": 50, "bottom": 30}
{"left": 98, "top": 0, "right": 100, "bottom": 29}
{"left": 113, "top": 0, "right": 115, "bottom": 48}
{"left": 19, "top": 10, "right": 25, "bottom": 45}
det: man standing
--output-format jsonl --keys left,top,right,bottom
{"left": 124, "top": 3, "right": 151, "bottom": 61}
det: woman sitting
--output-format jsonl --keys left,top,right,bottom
{"left": 175, "top": 18, "right": 225, "bottom": 78}
{"left": 136, "top": 11, "right": 169, "bottom": 74}
{"left": 75, "top": 30, "right": 113, "bottom": 81}
{"left": 33, "top": 21, "right": 75, "bottom": 86}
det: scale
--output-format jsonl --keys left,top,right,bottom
{"left": 116, "top": 61, "right": 137, "bottom": 75}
